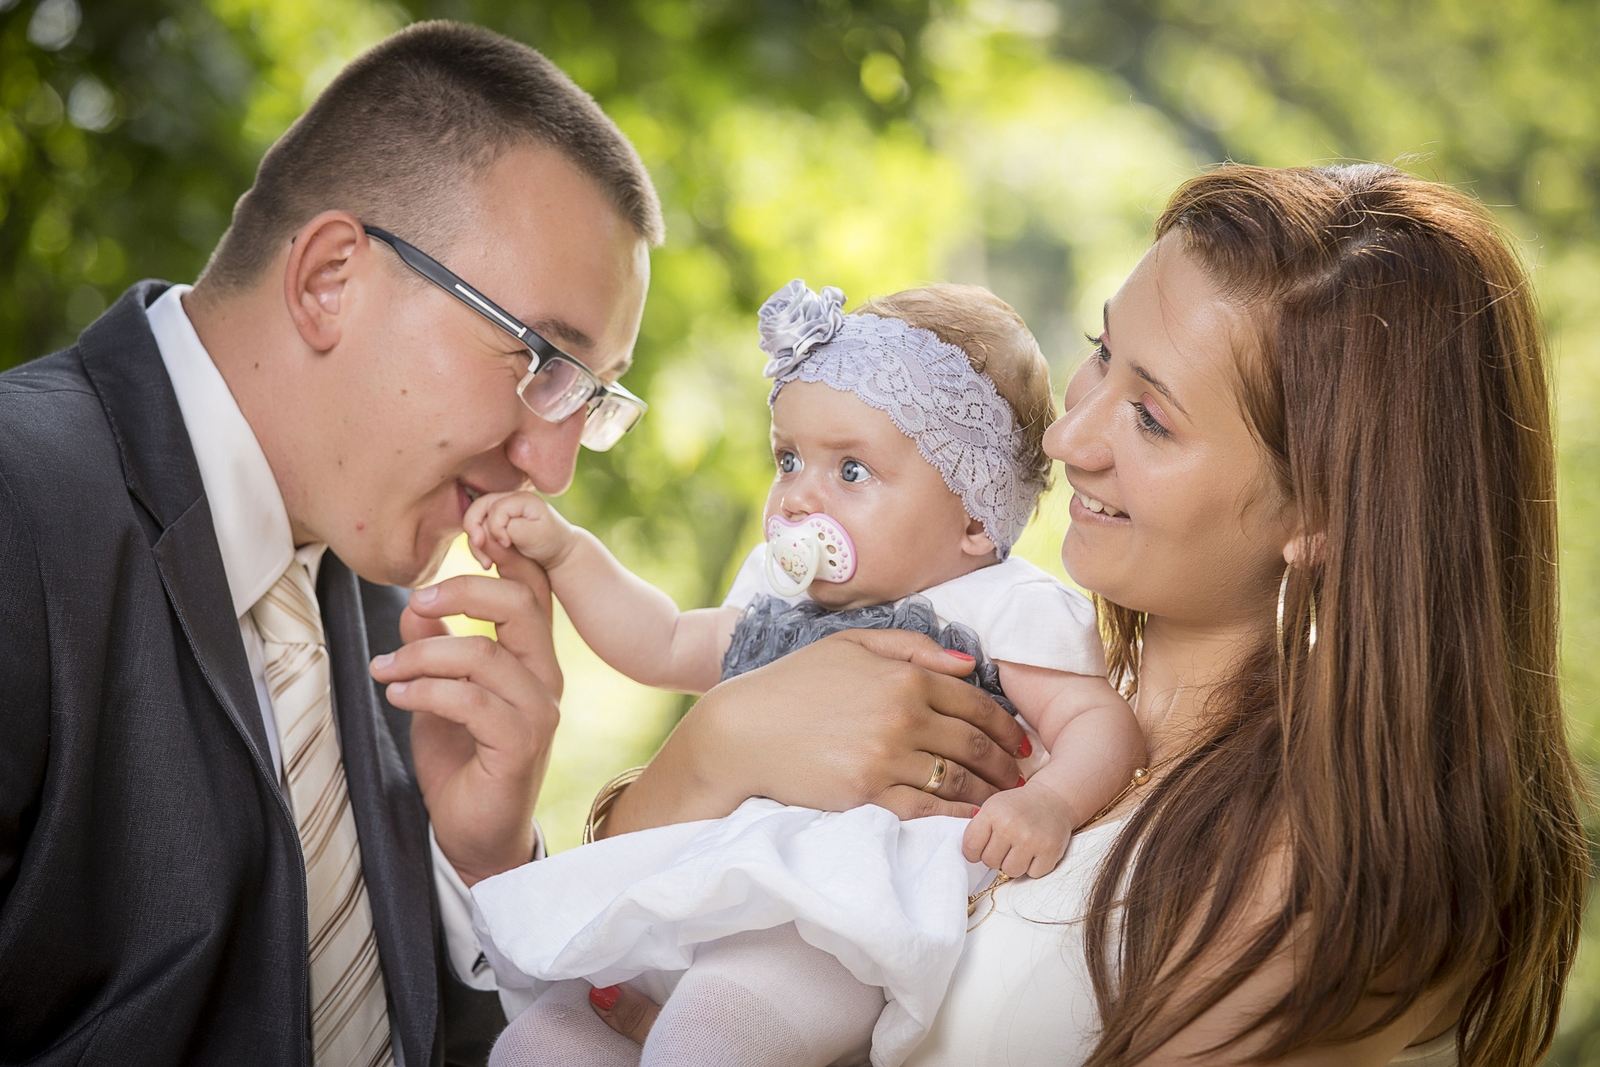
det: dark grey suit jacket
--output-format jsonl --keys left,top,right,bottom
{"left": 0, "top": 282, "right": 504, "bottom": 1065}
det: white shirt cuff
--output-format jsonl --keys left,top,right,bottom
{"left": 430, "top": 821, "right": 546, "bottom": 993}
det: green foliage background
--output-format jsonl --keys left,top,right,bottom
{"left": 5, "top": 0, "right": 1600, "bottom": 1057}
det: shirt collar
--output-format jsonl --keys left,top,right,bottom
{"left": 146, "top": 285, "right": 324, "bottom": 615}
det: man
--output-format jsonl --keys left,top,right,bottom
{"left": 0, "top": 21, "right": 659, "bottom": 1066}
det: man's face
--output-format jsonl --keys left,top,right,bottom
{"left": 291, "top": 143, "right": 650, "bottom": 586}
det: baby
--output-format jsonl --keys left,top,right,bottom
{"left": 469, "top": 281, "right": 1145, "bottom": 1067}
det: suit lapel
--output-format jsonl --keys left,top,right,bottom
{"left": 319, "top": 554, "right": 438, "bottom": 1066}
{"left": 77, "top": 282, "right": 279, "bottom": 791}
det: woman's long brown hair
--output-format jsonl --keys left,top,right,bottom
{"left": 1083, "top": 165, "right": 1588, "bottom": 1065}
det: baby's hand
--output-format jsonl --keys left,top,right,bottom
{"left": 464, "top": 491, "right": 578, "bottom": 571}
{"left": 962, "top": 780, "right": 1075, "bottom": 879}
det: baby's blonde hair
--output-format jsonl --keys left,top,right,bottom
{"left": 853, "top": 284, "right": 1056, "bottom": 492}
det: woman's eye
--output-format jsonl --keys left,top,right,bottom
{"left": 1132, "top": 401, "right": 1172, "bottom": 439}
{"left": 1086, "top": 333, "right": 1110, "bottom": 366}
{"left": 777, "top": 450, "right": 802, "bottom": 474}
{"left": 840, "top": 459, "right": 873, "bottom": 483}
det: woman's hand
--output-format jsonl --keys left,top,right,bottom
{"left": 601, "top": 629, "right": 1029, "bottom": 837}
{"left": 369, "top": 541, "right": 563, "bottom": 885}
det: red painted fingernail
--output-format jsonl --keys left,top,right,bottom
{"left": 1017, "top": 737, "right": 1032, "bottom": 759}
{"left": 1017, "top": 775, "right": 1026, "bottom": 788}
{"left": 589, "top": 985, "right": 621, "bottom": 1011}
{"left": 946, "top": 649, "right": 975, "bottom": 662}
{"left": 971, "top": 807, "right": 981, "bottom": 818}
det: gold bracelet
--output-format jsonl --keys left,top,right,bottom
{"left": 582, "top": 766, "right": 647, "bottom": 845}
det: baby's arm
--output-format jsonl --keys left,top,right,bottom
{"left": 465, "top": 491, "right": 740, "bottom": 694}
{"left": 962, "top": 662, "right": 1145, "bottom": 879}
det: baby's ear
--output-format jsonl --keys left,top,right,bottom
{"left": 959, "top": 517, "right": 997, "bottom": 558}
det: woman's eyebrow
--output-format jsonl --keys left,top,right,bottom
{"left": 1132, "top": 364, "right": 1188, "bottom": 418}
{"left": 1104, "top": 301, "right": 1190, "bottom": 418}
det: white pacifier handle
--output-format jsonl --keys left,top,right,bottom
{"left": 765, "top": 533, "right": 821, "bottom": 596}
{"left": 764, "top": 512, "right": 856, "bottom": 597}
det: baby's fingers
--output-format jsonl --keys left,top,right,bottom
{"left": 962, "top": 812, "right": 993, "bottom": 864}
{"left": 462, "top": 492, "right": 500, "bottom": 567}
{"left": 1028, "top": 846, "right": 1065, "bottom": 879}
{"left": 485, "top": 495, "right": 527, "bottom": 549}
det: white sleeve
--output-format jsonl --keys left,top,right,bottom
{"left": 978, "top": 581, "right": 1106, "bottom": 677}
{"left": 721, "top": 544, "right": 769, "bottom": 608}
{"left": 431, "top": 820, "right": 546, "bottom": 992}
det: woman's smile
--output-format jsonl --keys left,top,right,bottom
{"left": 1067, "top": 488, "right": 1128, "bottom": 522}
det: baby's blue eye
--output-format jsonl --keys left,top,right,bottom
{"left": 840, "top": 459, "right": 872, "bottom": 483}
{"left": 777, "top": 451, "right": 802, "bottom": 474}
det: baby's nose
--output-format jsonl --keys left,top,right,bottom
{"left": 780, "top": 479, "right": 823, "bottom": 519}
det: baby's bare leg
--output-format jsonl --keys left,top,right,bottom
{"left": 641, "top": 924, "right": 885, "bottom": 1067}
{"left": 490, "top": 979, "right": 642, "bottom": 1067}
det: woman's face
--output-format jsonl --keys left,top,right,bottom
{"left": 1048, "top": 235, "right": 1296, "bottom": 628}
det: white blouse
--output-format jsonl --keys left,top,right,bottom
{"left": 904, "top": 817, "right": 1460, "bottom": 1067}
{"left": 904, "top": 816, "right": 1122, "bottom": 1065}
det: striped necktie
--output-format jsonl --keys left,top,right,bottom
{"left": 251, "top": 561, "right": 394, "bottom": 1067}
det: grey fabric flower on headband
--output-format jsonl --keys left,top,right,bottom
{"left": 758, "top": 279, "right": 846, "bottom": 379}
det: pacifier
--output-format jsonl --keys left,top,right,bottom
{"left": 764, "top": 513, "right": 857, "bottom": 596}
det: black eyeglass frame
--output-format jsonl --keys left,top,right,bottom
{"left": 363, "top": 225, "right": 646, "bottom": 450}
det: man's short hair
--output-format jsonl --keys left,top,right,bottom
{"left": 199, "top": 21, "right": 663, "bottom": 291}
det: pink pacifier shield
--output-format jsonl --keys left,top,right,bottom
{"left": 764, "top": 513, "right": 857, "bottom": 595}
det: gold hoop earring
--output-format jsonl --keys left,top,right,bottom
{"left": 1277, "top": 565, "right": 1318, "bottom": 654}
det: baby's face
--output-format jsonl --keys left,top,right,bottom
{"left": 765, "top": 380, "right": 996, "bottom": 611}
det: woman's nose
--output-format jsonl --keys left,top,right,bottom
{"left": 1046, "top": 380, "right": 1114, "bottom": 474}
{"left": 507, "top": 406, "right": 585, "bottom": 495}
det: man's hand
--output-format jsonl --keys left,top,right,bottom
{"left": 369, "top": 540, "right": 562, "bottom": 885}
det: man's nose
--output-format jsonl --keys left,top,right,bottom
{"left": 506, "top": 405, "right": 586, "bottom": 495}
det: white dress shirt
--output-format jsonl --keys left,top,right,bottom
{"left": 145, "top": 286, "right": 503, "bottom": 1038}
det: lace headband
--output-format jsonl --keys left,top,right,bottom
{"left": 758, "top": 279, "right": 1045, "bottom": 555}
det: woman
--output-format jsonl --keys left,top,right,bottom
{"left": 560, "top": 164, "right": 1589, "bottom": 1065}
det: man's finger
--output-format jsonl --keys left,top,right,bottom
{"left": 399, "top": 604, "right": 451, "bottom": 644}
{"left": 405, "top": 570, "right": 562, "bottom": 700}
{"left": 380, "top": 676, "right": 536, "bottom": 755}
{"left": 591, "top": 983, "right": 659, "bottom": 1046}
{"left": 372, "top": 633, "right": 550, "bottom": 723}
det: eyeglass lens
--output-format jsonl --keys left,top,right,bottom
{"left": 517, "top": 358, "right": 593, "bottom": 423}
{"left": 581, "top": 396, "right": 644, "bottom": 451}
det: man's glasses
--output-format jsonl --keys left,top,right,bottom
{"left": 364, "top": 226, "right": 646, "bottom": 452}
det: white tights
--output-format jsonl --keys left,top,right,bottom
{"left": 489, "top": 924, "right": 885, "bottom": 1067}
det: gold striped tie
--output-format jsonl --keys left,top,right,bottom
{"left": 251, "top": 562, "right": 394, "bottom": 1067}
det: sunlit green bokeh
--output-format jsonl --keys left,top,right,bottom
{"left": 6, "top": 0, "right": 1600, "bottom": 1058}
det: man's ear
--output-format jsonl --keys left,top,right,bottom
{"left": 283, "top": 210, "right": 367, "bottom": 354}
{"left": 959, "top": 517, "right": 997, "bottom": 559}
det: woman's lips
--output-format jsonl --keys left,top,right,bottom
{"left": 1069, "top": 490, "right": 1130, "bottom": 525}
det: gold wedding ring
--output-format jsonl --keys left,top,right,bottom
{"left": 921, "top": 755, "right": 949, "bottom": 794}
